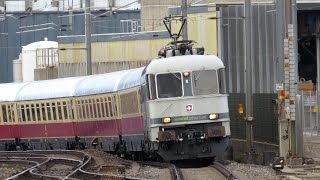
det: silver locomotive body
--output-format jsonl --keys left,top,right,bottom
{"left": 141, "top": 55, "right": 230, "bottom": 161}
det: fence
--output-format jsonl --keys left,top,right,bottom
{"left": 302, "top": 91, "right": 320, "bottom": 136}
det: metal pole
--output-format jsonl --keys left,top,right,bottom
{"left": 296, "top": 94, "right": 304, "bottom": 157}
{"left": 317, "top": 27, "right": 320, "bottom": 135}
{"left": 85, "top": 0, "right": 92, "bottom": 75}
{"left": 181, "top": 0, "right": 188, "bottom": 40}
{"left": 276, "top": 0, "right": 284, "bottom": 84}
{"left": 4, "top": 2, "right": 6, "bottom": 18}
{"left": 244, "top": 0, "right": 254, "bottom": 152}
{"left": 217, "top": 11, "right": 223, "bottom": 59}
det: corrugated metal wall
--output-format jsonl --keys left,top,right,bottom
{"left": 229, "top": 93, "right": 279, "bottom": 144}
{"left": 219, "top": 4, "right": 277, "bottom": 94}
{"left": 219, "top": 4, "right": 279, "bottom": 144}
{"left": 0, "top": 10, "right": 140, "bottom": 83}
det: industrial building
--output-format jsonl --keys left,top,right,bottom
{"left": 1, "top": 0, "right": 320, "bottom": 158}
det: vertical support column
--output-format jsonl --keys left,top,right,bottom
{"left": 181, "top": 0, "right": 188, "bottom": 40}
{"left": 217, "top": 11, "right": 223, "bottom": 59}
{"left": 85, "top": 0, "right": 92, "bottom": 75}
{"left": 296, "top": 95, "right": 304, "bottom": 157}
{"left": 316, "top": 17, "right": 320, "bottom": 135}
{"left": 288, "top": 24, "right": 297, "bottom": 155}
{"left": 244, "top": 0, "right": 254, "bottom": 153}
{"left": 275, "top": 0, "right": 284, "bottom": 84}
{"left": 279, "top": 38, "right": 291, "bottom": 157}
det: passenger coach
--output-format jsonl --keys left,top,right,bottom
{"left": 0, "top": 54, "right": 230, "bottom": 161}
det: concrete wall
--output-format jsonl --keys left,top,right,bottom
{"left": 58, "top": 31, "right": 171, "bottom": 77}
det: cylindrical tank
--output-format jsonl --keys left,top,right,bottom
{"left": 13, "top": 54, "right": 22, "bottom": 83}
{"left": 115, "top": 0, "right": 140, "bottom": 9}
{"left": 33, "top": 0, "right": 59, "bottom": 11}
{"left": 4, "top": 1, "right": 25, "bottom": 12}
{"left": 21, "top": 39, "right": 58, "bottom": 82}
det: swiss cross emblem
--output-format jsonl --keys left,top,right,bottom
{"left": 186, "top": 104, "right": 193, "bottom": 112}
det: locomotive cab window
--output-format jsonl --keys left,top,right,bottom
{"left": 156, "top": 73, "right": 183, "bottom": 98}
{"left": 147, "top": 74, "right": 157, "bottom": 100}
{"left": 218, "top": 68, "right": 227, "bottom": 94}
{"left": 192, "top": 69, "right": 218, "bottom": 95}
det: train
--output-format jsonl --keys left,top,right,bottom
{"left": 0, "top": 43, "right": 230, "bottom": 162}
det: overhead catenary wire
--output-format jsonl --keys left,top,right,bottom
{"left": 16, "top": 27, "right": 56, "bottom": 34}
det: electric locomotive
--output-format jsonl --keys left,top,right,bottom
{"left": 140, "top": 41, "right": 230, "bottom": 161}
{"left": 0, "top": 18, "right": 230, "bottom": 160}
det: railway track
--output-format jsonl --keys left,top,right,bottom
{"left": 180, "top": 162, "right": 240, "bottom": 180}
{"left": 138, "top": 161, "right": 184, "bottom": 180}
{"left": 3, "top": 151, "right": 150, "bottom": 180}
{"left": 212, "top": 162, "right": 240, "bottom": 180}
{"left": 2, "top": 151, "right": 240, "bottom": 180}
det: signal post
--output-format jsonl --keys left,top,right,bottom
{"left": 275, "top": 0, "right": 302, "bottom": 167}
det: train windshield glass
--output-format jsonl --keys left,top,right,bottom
{"left": 192, "top": 69, "right": 218, "bottom": 95}
{"left": 156, "top": 73, "right": 182, "bottom": 98}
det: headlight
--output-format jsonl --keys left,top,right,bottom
{"left": 209, "top": 114, "right": 219, "bottom": 120}
{"left": 162, "top": 117, "right": 171, "bottom": 123}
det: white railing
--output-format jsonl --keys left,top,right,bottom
{"left": 302, "top": 91, "right": 320, "bottom": 136}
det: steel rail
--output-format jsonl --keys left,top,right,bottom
{"left": 212, "top": 162, "right": 241, "bottom": 180}
{"left": 5, "top": 151, "right": 152, "bottom": 180}
{"left": 138, "top": 161, "right": 184, "bottom": 180}
{"left": 7, "top": 157, "right": 52, "bottom": 180}
{"left": 5, "top": 150, "right": 86, "bottom": 180}
{"left": 29, "top": 158, "right": 83, "bottom": 178}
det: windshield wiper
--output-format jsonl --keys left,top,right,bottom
{"left": 195, "top": 66, "right": 205, "bottom": 81}
{"left": 168, "top": 69, "right": 181, "bottom": 80}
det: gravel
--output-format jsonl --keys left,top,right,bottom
{"left": 226, "top": 162, "right": 277, "bottom": 180}
{"left": 0, "top": 163, "right": 28, "bottom": 180}
{"left": 84, "top": 150, "right": 279, "bottom": 180}
{"left": 84, "top": 149, "right": 162, "bottom": 179}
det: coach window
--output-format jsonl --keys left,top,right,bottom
{"left": 156, "top": 72, "right": 183, "bottom": 98}
{"left": 192, "top": 69, "right": 218, "bottom": 95}
{"left": 2, "top": 105, "right": 7, "bottom": 123}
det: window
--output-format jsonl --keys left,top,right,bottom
{"left": 148, "top": 74, "right": 157, "bottom": 100}
{"left": 41, "top": 103, "right": 47, "bottom": 121}
{"left": 218, "top": 68, "right": 227, "bottom": 94}
{"left": 192, "top": 69, "right": 218, "bottom": 95}
{"left": 157, "top": 73, "right": 183, "bottom": 98}
{"left": 2, "top": 105, "right": 7, "bottom": 123}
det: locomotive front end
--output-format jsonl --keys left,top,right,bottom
{"left": 142, "top": 55, "right": 230, "bottom": 162}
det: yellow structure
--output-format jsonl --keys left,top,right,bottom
{"left": 58, "top": 10, "right": 218, "bottom": 77}
{"left": 59, "top": 37, "right": 170, "bottom": 63}
{"left": 171, "top": 11, "right": 217, "bottom": 54}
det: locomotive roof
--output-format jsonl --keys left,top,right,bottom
{"left": 145, "top": 55, "right": 224, "bottom": 74}
{"left": 0, "top": 55, "right": 224, "bottom": 102}
{"left": 0, "top": 67, "right": 144, "bottom": 102}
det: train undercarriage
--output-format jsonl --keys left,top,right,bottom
{"left": 1, "top": 127, "right": 229, "bottom": 162}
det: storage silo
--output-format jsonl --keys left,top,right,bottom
{"left": 12, "top": 54, "right": 22, "bottom": 83}
{"left": 115, "top": 0, "right": 140, "bottom": 9}
{"left": 21, "top": 38, "right": 58, "bottom": 82}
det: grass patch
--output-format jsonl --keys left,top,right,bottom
{"left": 0, "top": 163, "right": 17, "bottom": 169}
{"left": 233, "top": 153, "right": 245, "bottom": 163}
